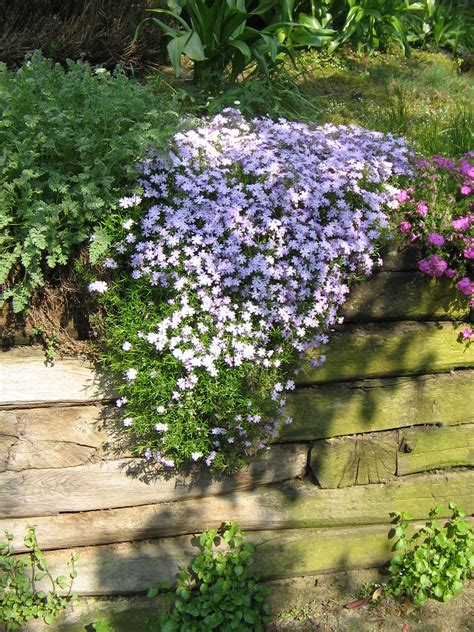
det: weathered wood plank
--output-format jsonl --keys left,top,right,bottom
{"left": 341, "top": 272, "right": 469, "bottom": 322}
{"left": 282, "top": 370, "right": 474, "bottom": 442}
{"left": 301, "top": 321, "right": 474, "bottom": 384}
{"left": 310, "top": 432, "right": 397, "bottom": 487}
{"left": 378, "top": 244, "right": 419, "bottom": 271}
{"left": 398, "top": 424, "right": 474, "bottom": 476}
{"left": 22, "top": 517, "right": 473, "bottom": 595}
{"left": 0, "top": 443, "right": 308, "bottom": 518}
{"left": 0, "top": 406, "right": 127, "bottom": 471}
{"left": 5, "top": 470, "right": 472, "bottom": 552}
{"left": 0, "top": 348, "right": 110, "bottom": 408}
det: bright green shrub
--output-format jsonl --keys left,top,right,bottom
{"left": 147, "top": 521, "right": 271, "bottom": 631}
{"left": 0, "top": 527, "right": 77, "bottom": 630}
{"left": 0, "top": 53, "right": 180, "bottom": 313}
{"left": 388, "top": 504, "right": 474, "bottom": 605}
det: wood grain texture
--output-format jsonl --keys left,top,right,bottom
{"left": 0, "top": 348, "right": 111, "bottom": 408}
{"left": 282, "top": 370, "right": 474, "bottom": 442}
{"left": 21, "top": 517, "right": 474, "bottom": 595}
{"left": 301, "top": 321, "right": 474, "bottom": 384}
{"left": 398, "top": 424, "right": 474, "bottom": 475}
{"left": 0, "top": 442, "right": 308, "bottom": 518}
{"left": 5, "top": 470, "right": 472, "bottom": 552}
{"left": 340, "top": 272, "right": 470, "bottom": 322}
{"left": 310, "top": 432, "right": 397, "bottom": 487}
{"left": 0, "top": 406, "right": 127, "bottom": 471}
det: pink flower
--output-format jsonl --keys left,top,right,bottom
{"left": 464, "top": 244, "right": 474, "bottom": 259}
{"left": 460, "top": 183, "right": 472, "bottom": 196}
{"left": 416, "top": 202, "right": 428, "bottom": 216}
{"left": 399, "top": 221, "right": 412, "bottom": 233}
{"left": 427, "top": 233, "right": 445, "bottom": 246}
{"left": 461, "top": 328, "right": 472, "bottom": 340}
{"left": 396, "top": 190, "right": 411, "bottom": 203}
{"left": 418, "top": 255, "right": 448, "bottom": 277}
{"left": 452, "top": 216, "right": 469, "bottom": 231}
{"left": 457, "top": 277, "right": 474, "bottom": 295}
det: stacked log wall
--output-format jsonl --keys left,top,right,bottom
{"left": 0, "top": 246, "right": 473, "bottom": 595}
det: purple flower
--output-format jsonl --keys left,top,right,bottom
{"left": 399, "top": 221, "right": 412, "bottom": 233}
{"left": 418, "top": 255, "right": 448, "bottom": 277}
{"left": 427, "top": 233, "right": 445, "bottom": 246}
{"left": 452, "top": 216, "right": 469, "bottom": 231}
{"left": 457, "top": 277, "right": 474, "bottom": 295}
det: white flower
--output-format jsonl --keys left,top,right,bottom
{"left": 88, "top": 280, "right": 108, "bottom": 294}
{"left": 122, "top": 417, "right": 133, "bottom": 427}
{"left": 155, "top": 422, "right": 169, "bottom": 432}
{"left": 156, "top": 406, "right": 165, "bottom": 414}
{"left": 122, "top": 341, "right": 132, "bottom": 351}
{"left": 191, "top": 452, "right": 202, "bottom": 461}
{"left": 123, "top": 218, "right": 135, "bottom": 229}
{"left": 125, "top": 368, "right": 138, "bottom": 382}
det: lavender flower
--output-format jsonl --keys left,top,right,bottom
{"left": 109, "top": 110, "right": 412, "bottom": 469}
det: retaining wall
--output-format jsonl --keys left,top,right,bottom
{"left": 0, "top": 245, "right": 473, "bottom": 596}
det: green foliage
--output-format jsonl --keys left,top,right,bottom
{"left": 295, "top": 0, "right": 473, "bottom": 56}
{"left": 0, "top": 527, "right": 78, "bottom": 630}
{"left": 404, "top": 0, "right": 472, "bottom": 54}
{"left": 137, "top": 0, "right": 333, "bottom": 86}
{"left": 387, "top": 504, "right": 474, "bottom": 605}
{"left": 147, "top": 521, "right": 271, "bottom": 631}
{"left": 91, "top": 621, "right": 116, "bottom": 632}
{"left": 0, "top": 52, "right": 180, "bottom": 313}
{"left": 30, "top": 327, "right": 59, "bottom": 363}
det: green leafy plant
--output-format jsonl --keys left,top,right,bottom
{"left": 147, "top": 521, "right": 271, "bottom": 631}
{"left": 0, "top": 52, "right": 180, "bottom": 314}
{"left": 404, "top": 0, "right": 468, "bottom": 53}
{"left": 136, "top": 0, "right": 333, "bottom": 86}
{"left": 0, "top": 527, "right": 78, "bottom": 630}
{"left": 327, "top": 0, "right": 425, "bottom": 56}
{"left": 388, "top": 503, "right": 474, "bottom": 605}
{"left": 30, "top": 327, "right": 59, "bottom": 363}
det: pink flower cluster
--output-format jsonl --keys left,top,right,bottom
{"left": 397, "top": 153, "right": 474, "bottom": 331}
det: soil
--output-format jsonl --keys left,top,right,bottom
{"left": 21, "top": 568, "right": 474, "bottom": 631}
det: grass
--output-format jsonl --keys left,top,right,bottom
{"left": 289, "top": 49, "right": 473, "bottom": 156}
{"left": 187, "top": 49, "right": 472, "bottom": 158}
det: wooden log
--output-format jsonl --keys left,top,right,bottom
{"left": 0, "top": 406, "right": 128, "bottom": 471}
{"left": 340, "top": 272, "right": 469, "bottom": 322}
{"left": 0, "top": 442, "right": 308, "bottom": 518}
{"left": 20, "top": 517, "right": 474, "bottom": 595}
{"left": 378, "top": 244, "right": 419, "bottom": 271}
{"left": 301, "top": 321, "right": 474, "bottom": 384}
{"left": 4, "top": 470, "right": 472, "bottom": 552}
{"left": 309, "top": 432, "right": 397, "bottom": 488}
{"left": 282, "top": 370, "right": 474, "bottom": 442}
{"left": 398, "top": 424, "right": 474, "bottom": 476}
{"left": 0, "top": 348, "right": 110, "bottom": 408}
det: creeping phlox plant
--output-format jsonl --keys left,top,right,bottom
{"left": 396, "top": 153, "right": 473, "bottom": 340}
{"left": 94, "top": 110, "right": 411, "bottom": 471}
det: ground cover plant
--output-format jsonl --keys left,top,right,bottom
{"left": 394, "top": 153, "right": 473, "bottom": 339}
{"left": 387, "top": 503, "right": 474, "bottom": 605}
{"left": 147, "top": 521, "right": 270, "bottom": 631}
{"left": 0, "top": 52, "right": 180, "bottom": 314}
{"left": 92, "top": 109, "right": 412, "bottom": 471}
{"left": 0, "top": 527, "right": 77, "bottom": 630}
